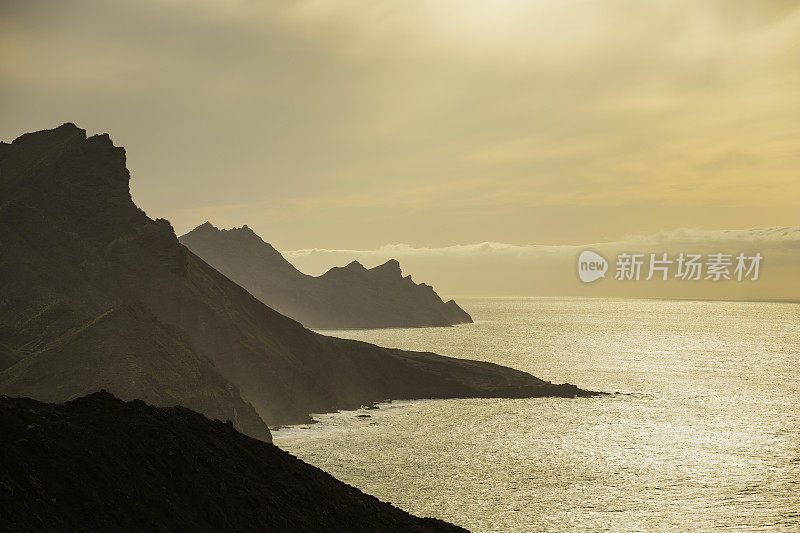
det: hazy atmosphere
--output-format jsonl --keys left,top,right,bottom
{"left": 2, "top": 0, "right": 799, "bottom": 251}
{"left": 2, "top": 1, "right": 799, "bottom": 531}
{"left": 285, "top": 226, "right": 800, "bottom": 298}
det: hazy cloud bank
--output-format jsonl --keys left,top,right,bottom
{"left": 284, "top": 227, "right": 800, "bottom": 299}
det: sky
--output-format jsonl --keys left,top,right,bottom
{"left": 2, "top": 0, "right": 798, "bottom": 296}
{"left": 284, "top": 226, "right": 800, "bottom": 298}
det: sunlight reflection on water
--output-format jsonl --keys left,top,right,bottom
{"left": 273, "top": 298, "right": 800, "bottom": 532}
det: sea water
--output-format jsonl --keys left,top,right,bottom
{"left": 272, "top": 298, "right": 800, "bottom": 532}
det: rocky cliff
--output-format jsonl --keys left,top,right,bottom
{"left": 180, "top": 223, "right": 472, "bottom": 329}
{"left": 0, "top": 124, "right": 593, "bottom": 432}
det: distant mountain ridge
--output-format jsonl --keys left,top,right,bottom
{"left": 180, "top": 222, "right": 472, "bottom": 329}
{"left": 0, "top": 123, "right": 593, "bottom": 436}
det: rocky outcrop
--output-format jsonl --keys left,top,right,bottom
{"left": 180, "top": 223, "right": 473, "bottom": 329}
{"left": 0, "top": 124, "right": 594, "bottom": 431}
{"left": 0, "top": 392, "right": 466, "bottom": 532}
{"left": 0, "top": 123, "right": 268, "bottom": 440}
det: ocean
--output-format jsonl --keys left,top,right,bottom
{"left": 272, "top": 298, "right": 800, "bottom": 532}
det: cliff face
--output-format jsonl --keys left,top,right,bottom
{"left": 0, "top": 124, "right": 269, "bottom": 441}
{"left": 179, "top": 223, "right": 473, "bottom": 329}
{"left": 0, "top": 124, "right": 592, "bottom": 430}
{"left": 0, "top": 392, "right": 466, "bottom": 532}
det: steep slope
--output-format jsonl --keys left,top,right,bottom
{"left": 0, "top": 125, "right": 269, "bottom": 440}
{"left": 0, "top": 123, "right": 593, "bottom": 429}
{"left": 0, "top": 392, "right": 465, "bottom": 532}
{"left": 0, "top": 303, "right": 270, "bottom": 441}
{"left": 179, "top": 222, "right": 472, "bottom": 329}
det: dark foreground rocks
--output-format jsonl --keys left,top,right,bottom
{"left": 0, "top": 392, "right": 467, "bottom": 533}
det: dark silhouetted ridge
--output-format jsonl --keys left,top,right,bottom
{"left": 180, "top": 224, "right": 474, "bottom": 328}
{"left": 0, "top": 124, "right": 594, "bottom": 431}
{"left": 0, "top": 392, "right": 466, "bottom": 532}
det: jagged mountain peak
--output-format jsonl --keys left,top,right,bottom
{"left": 325, "top": 260, "right": 367, "bottom": 274}
{"left": 345, "top": 259, "right": 366, "bottom": 269}
{"left": 185, "top": 222, "right": 263, "bottom": 242}
{"left": 0, "top": 123, "right": 180, "bottom": 261}
{"left": 229, "top": 224, "right": 261, "bottom": 239}
{"left": 2, "top": 123, "right": 129, "bottom": 202}
{"left": 196, "top": 221, "right": 218, "bottom": 231}
{"left": 178, "top": 221, "right": 476, "bottom": 328}
{"left": 369, "top": 258, "right": 402, "bottom": 276}
{"left": 6, "top": 123, "right": 122, "bottom": 162}
{"left": 326, "top": 259, "right": 405, "bottom": 278}
{"left": 68, "top": 387, "right": 123, "bottom": 407}
{"left": 182, "top": 224, "right": 284, "bottom": 269}
{"left": 10, "top": 122, "right": 85, "bottom": 146}
{"left": 180, "top": 223, "right": 474, "bottom": 328}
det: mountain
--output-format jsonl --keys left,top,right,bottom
{"left": 0, "top": 123, "right": 593, "bottom": 433}
{"left": 179, "top": 222, "right": 472, "bottom": 329}
{"left": 0, "top": 302, "right": 270, "bottom": 441}
{"left": 0, "top": 391, "right": 466, "bottom": 532}
{"left": 0, "top": 124, "right": 269, "bottom": 440}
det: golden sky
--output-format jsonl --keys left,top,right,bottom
{"left": 1, "top": 0, "right": 799, "bottom": 251}
{"left": 284, "top": 226, "right": 800, "bottom": 298}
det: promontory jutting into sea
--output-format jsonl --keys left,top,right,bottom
{"left": 2, "top": 1, "right": 799, "bottom": 530}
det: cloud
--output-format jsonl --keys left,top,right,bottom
{"left": 283, "top": 226, "right": 800, "bottom": 298}
{"left": 286, "top": 226, "right": 800, "bottom": 264}
{"left": 2, "top": 0, "right": 799, "bottom": 247}
{"left": 617, "top": 226, "right": 800, "bottom": 246}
